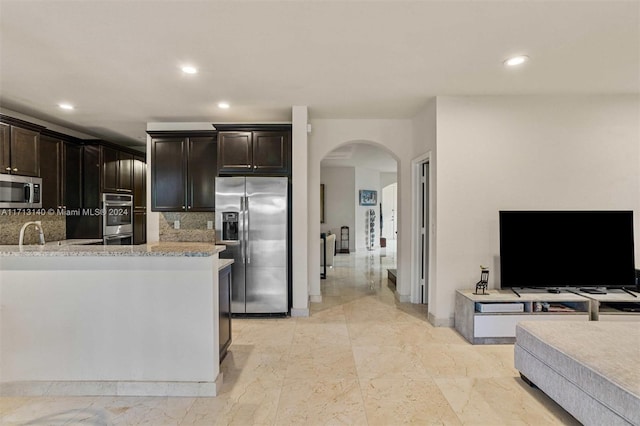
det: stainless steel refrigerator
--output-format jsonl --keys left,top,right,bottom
{"left": 215, "top": 177, "right": 288, "bottom": 315}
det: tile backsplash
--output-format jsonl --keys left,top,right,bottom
{"left": 0, "top": 211, "right": 66, "bottom": 244}
{"left": 159, "top": 212, "right": 215, "bottom": 243}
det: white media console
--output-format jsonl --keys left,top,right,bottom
{"left": 454, "top": 289, "right": 640, "bottom": 344}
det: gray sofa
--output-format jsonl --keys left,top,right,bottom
{"left": 515, "top": 321, "right": 640, "bottom": 426}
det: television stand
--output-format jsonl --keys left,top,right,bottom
{"left": 578, "top": 289, "right": 640, "bottom": 320}
{"left": 454, "top": 290, "right": 590, "bottom": 344}
{"left": 579, "top": 287, "right": 607, "bottom": 295}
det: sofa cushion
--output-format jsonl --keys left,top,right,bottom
{"left": 516, "top": 321, "right": 640, "bottom": 425}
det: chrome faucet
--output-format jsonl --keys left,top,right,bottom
{"left": 19, "top": 221, "right": 45, "bottom": 246}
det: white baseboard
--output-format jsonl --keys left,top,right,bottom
{"left": 428, "top": 312, "right": 454, "bottom": 327}
{"left": 394, "top": 291, "right": 411, "bottom": 303}
{"left": 309, "top": 294, "right": 322, "bottom": 303}
{"left": 0, "top": 373, "right": 223, "bottom": 397}
{"left": 290, "top": 307, "right": 310, "bottom": 317}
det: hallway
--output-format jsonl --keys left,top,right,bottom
{"left": 0, "top": 250, "right": 579, "bottom": 425}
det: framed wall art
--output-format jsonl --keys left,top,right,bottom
{"left": 359, "top": 190, "right": 377, "bottom": 206}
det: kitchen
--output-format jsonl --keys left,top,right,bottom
{"left": 0, "top": 113, "right": 293, "bottom": 397}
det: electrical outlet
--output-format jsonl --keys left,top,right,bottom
{"left": 207, "top": 221, "right": 213, "bottom": 230}
{"left": 174, "top": 220, "right": 180, "bottom": 230}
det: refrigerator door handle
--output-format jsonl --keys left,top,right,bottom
{"left": 246, "top": 196, "right": 250, "bottom": 264}
{"left": 240, "top": 197, "right": 245, "bottom": 264}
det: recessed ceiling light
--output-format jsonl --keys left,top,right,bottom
{"left": 181, "top": 65, "right": 198, "bottom": 74}
{"left": 218, "top": 102, "right": 230, "bottom": 109}
{"left": 504, "top": 55, "right": 530, "bottom": 67}
{"left": 58, "top": 103, "right": 74, "bottom": 110}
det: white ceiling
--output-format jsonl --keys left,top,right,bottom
{"left": 0, "top": 1, "right": 638, "bottom": 148}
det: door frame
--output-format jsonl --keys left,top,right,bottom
{"left": 411, "top": 152, "right": 433, "bottom": 304}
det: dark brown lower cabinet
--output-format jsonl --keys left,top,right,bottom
{"left": 133, "top": 210, "right": 146, "bottom": 245}
{"left": 219, "top": 264, "right": 232, "bottom": 362}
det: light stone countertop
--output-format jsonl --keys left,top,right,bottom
{"left": 0, "top": 242, "right": 226, "bottom": 257}
{"left": 218, "top": 258, "right": 234, "bottom": 271}
{"left": 44, "top": 239, "right": 104, "bottom": 246}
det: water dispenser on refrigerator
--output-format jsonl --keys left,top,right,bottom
{"left": 222, "top": 212, "right": 239, "bottom": 241}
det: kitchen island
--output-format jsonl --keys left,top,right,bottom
{"left": 0, "top": 242, "right": 226, "bottom": 397}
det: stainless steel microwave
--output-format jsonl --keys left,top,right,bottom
{"left": 0, "top": 174, "right": 42, "bottom": 208}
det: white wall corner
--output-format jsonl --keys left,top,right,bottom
{"left": 292, "top": 106, "right": 309, "bottom": 312}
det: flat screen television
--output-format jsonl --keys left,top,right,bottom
{"left": 499, "top": 211, "right": 635, "bottom": 289}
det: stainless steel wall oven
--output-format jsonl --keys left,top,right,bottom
{"left": 102, "top": 193, "right": 133, "bottom": 244}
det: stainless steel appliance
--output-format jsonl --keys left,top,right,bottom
{"left": 215, "top": 177, "right": 288, "bottom": 315}
{"left": 0, "top": 175, "right": 41, "bottom": 209}
{"left": 102, "top": 193, "right": 133, "bottom": 244}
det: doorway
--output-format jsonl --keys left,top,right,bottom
{"left": 317, "top": 142, "right": 398, "bottom": 308}
{"left": 412, "top": 154, "right": 431, "bottom": 305}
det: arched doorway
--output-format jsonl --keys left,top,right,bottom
{"left": 306, "top": 119, "right": 415, "bottom": 313}
{"left": 315, "top": 141, "right": 398, "bottom": 310}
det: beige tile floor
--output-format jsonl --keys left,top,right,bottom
{"left": 0, "top": 247, "right": 580, "bottom": 425}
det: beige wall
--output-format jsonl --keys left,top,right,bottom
{"left": 307, "top": 119, "right": 413, "bottom": 301}
{"left": 321, "top": 167, "right": 355, "bottom": 250}
{"left": 428, "top": 95, "right": 640, "bottom": 325}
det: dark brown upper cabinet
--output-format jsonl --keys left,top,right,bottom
{"left": 0, "top": 123, "right": 10, "bottom": 173}
{"left": 150, "top": 137, "right": 185, "bottom": 211}
{"left": 0, "top": 116, "right": 44, "bottom": 177}
{"left": 253, "top": 131, "right": 289, "bottom": 174}
{"left": 119, "top": 151, "right": 133, "bottom": 192}
{"left": 133, "top": 155, "right": 146, "bottom": 210}
{"left": 64, "top": 143, "right": 83, "bottom": 210}
{"left": 39, "top": 135, "right": 65, "bottom": 209}
{"left": 102, "top": 146, "right": 133, "bottom": 194}
{"left": 81, "top": 145, "right": 102, "bottom": 211}
{"left": 40, "top": 131, "right": 86, "bottom": 210}
{"left": 187, "top": 136, "right": 217, "bottom": 211}
{"left": 149, "top": 132, "right": 216, "bottom": 212}
{"left": 217, "top": 132, "right": 252, "bottom": 174}
{"left": 216, "top": 125, "right": 291, "bottom": 176}
{"left": 102, "top": 147, "right": 119, "bottom": 193}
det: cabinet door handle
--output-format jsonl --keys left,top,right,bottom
{"left": 12, "top": 168, "right": 18, "bottom": 172}
{"left": 188, "top": 206, "right": 192, "bottom": 209}
{"left": 5, "top": 167, "right": 10, "bottom": 171}
{"left": 182, "top": 205, "right": 185, "bottom": 210}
